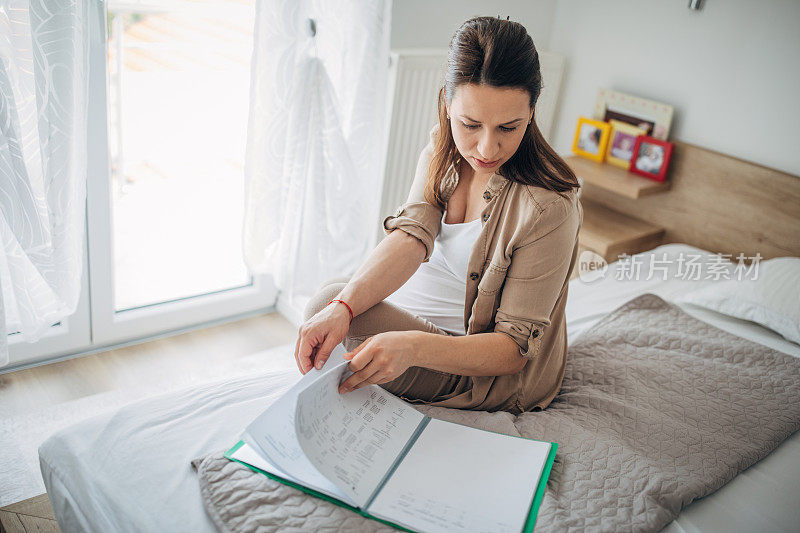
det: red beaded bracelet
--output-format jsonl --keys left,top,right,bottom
{"left": 328, "top": 298, "right": 354, "bottom": 324}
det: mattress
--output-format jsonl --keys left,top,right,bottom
{"left": 39, "top": 244, "right": 800, "bottom": 532}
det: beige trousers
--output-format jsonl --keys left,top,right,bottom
{"left": 303, "top": 276, "right": 468, "bottom": 404}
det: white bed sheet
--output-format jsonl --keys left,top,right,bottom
{"left": 39, "top": 243, "right": 800, "bottom": 533}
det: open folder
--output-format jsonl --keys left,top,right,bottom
{"left": 225, "top": 344, "right": 557, "bottom": 533}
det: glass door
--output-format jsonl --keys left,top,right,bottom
{"left": 5, "top": 1, "right": 277, "bottom": 369}
{"left": 89, "top": 0, "right": 277, "bottom": 346}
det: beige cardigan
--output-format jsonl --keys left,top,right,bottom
{"left": 382, "top": 124, "right": 584, "bottom": 413}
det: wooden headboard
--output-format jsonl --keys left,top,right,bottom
{"left": 576, "top": 141, "right": 800, "bottom": 261}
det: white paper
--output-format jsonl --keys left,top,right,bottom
{"left": 228, "top": 442, "right": 352, "bottom": 505}
{"left": 367, "top": 418, "right": 551, "bottom": 533}
{"left": 294, "top": 362, "right": 425, "bottom": 508}
{"left": 241, "top": 344, "right": 357, "bottom": 506}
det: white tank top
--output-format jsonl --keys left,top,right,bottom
{"left": 384, "top": 212, "right": 482, "bottom": 335}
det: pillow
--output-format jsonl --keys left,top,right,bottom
{"left": 677, "top": 257, "right": 800, "bottom": 345}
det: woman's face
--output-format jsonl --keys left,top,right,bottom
{"left": 447, "top": 83, "right": 533, "bottom": 179}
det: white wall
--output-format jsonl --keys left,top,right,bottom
{"left": 547, "top": 0, "right": 800, "bottom": 176}
{"left": 390, "top": 0, "right": 557, "bottom": 51}
{"left": 390, "top": 0, "right": 800, "bottom": 176}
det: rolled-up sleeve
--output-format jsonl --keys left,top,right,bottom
{"left": 493, "top": 196, "right": 580, "bottom": 360}
{"left": 382, "top": 124, "right": 443, "bottom": 263}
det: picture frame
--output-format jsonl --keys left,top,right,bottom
{"left": 629, "top": 135, "right": 674, "bottom": 182}
{"left": 593, "top": 89, "right": 673, "bottom": 140}
{"left": 605, "top": 120, "right": 647, "bottom": 169}
{"left": 604, "top": 108, "right": 655, "bottom": 137}
{"left": 571, "top": 117, "right": 611, "bottom": 162}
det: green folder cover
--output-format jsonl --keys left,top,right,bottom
{"left": 224, "top": 435, "right": 557, "bottom": 532}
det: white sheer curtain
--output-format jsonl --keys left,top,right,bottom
{"left": 242, "top": 0, "right": 392, "bottom": 314}
{"left": 0, "top": 0, "right": 90, "bottom": 367}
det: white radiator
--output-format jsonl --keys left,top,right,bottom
{"left": 375, "top": 48, "right": 566, "bottom": 246}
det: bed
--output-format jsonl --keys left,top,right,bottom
{"left": 38, "top": 242, "right": 800, "bottom": 532}
{"left": 40, "top": 140, "right": 800, "bottom": 531}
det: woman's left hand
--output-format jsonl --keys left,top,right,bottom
{"left": 338, "top": 331, "right": 420, "bottom": 394}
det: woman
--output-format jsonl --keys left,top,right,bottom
{"left": 294, "top": 16, "right": 583, "bottom": 414}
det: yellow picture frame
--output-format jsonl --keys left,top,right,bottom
{"left": 605, "top": 120, "right": 647, "bottom": 168}
{"left": 572, "top": 117, "right": 611, "bottom": 162}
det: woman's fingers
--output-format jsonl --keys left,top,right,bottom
{"left": 313, "top": 333, "right": 341, "bottom": 370}
{"left": 296, "top": 328, "right": 321, "bottom": 374}
{"left": 293, "top": 335, "right": 303, "bottom": 373}
{"left": 340, "top": 336, "right": 393, "bottom": 393}
{"left": 296, "top": 304, "right": 353, "bottom": 373}
{"left": 339, "top": 362, "right": 382, "bottom": 394}
{"left": 360, "top": 372, "right": 389, "bottom": 389}
{"left": 343, "top": 335, "right": 373, "bottom": 363}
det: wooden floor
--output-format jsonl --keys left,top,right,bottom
{"left": 0, "top": 312, "right": 297, "bottom": 418}
{"left": 0, "top": 495, "right": 59, "bottom": 532}
{"left": 0, "top": 310, "right": 298, "bottom": 531}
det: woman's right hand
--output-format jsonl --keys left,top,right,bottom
{"left": 294, "top": 302, "right": 351, "bottom": 374}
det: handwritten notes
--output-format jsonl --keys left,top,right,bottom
{"left": 295, "top": 362, "right": 425, "bottom": 507}
{"left": 242, "top": 346, "right": 356, "bottom": 505}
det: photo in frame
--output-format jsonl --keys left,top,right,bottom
{"left": 604, "top": 108, "right": 654, "bottom": 137}
{"left": 605, "top": 120, "right": 647, "bottom": 169}
{"left": 593, "top": 89, "right": 673, "bottom": 140}
{"left": 572, "top": 117, "right": 611, "bottom": 162}
{"left": 629, "top": 135, "right": 674, "bottom": 182}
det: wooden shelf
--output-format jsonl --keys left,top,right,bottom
{"left": 565, "top": 155, "right": 670, "bottom": 199}
{"left": 578, "top": 199, "right": 665, "bottom": 262}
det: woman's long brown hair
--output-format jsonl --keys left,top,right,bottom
{"left": 424, "top": 16, "right": 580, "bottom": 210}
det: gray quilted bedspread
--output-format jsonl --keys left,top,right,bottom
{"left": 192, "top": 293, "right": 800, "bottom": 532}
